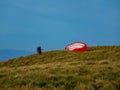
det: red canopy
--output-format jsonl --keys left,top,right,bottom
{"left": 65, "top": 42, "right": 87, "bottom": 52}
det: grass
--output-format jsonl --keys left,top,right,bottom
{"left": 0, "top": 46, "right": 120, "bottom": 90}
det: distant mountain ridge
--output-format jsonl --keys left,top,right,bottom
{"left": 0, "top": 49, "right": 34, "bottom": 62}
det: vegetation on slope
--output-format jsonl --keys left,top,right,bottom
{"left": 0, "top": 46, "right": 120, "bottom": 90}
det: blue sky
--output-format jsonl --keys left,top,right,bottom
{"left": 0, "top": 0, "right": 120, "bottom": 51}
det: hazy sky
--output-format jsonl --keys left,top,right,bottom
{"left": 0, "top": 0, "right": 120, "bottom": 51}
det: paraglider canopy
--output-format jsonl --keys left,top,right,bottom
{"left": 65, "top": 42, "right": 87, "bottom": 52}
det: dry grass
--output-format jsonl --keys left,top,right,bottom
{"left": 0, "top": 46, "right": 120, "bottom": 90}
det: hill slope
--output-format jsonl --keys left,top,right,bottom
{"left": 0, "top": 46, "right": 120, "bottom": 90}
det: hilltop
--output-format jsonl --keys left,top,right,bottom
{"left": 0, "top": 46, "right": 120, "bottom": 90}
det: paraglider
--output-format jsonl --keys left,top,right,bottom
{"left": 65, "top": 42, "right": 87, "bottom": 52}
{"left": 37, "top": 46, "right": 42, "bottom": 55}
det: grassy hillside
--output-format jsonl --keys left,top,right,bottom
{"left": 0, "top": 46, "right": 120, "bottom": 90}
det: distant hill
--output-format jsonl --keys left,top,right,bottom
{"left": 0, "top": 46, "right": 120, "bottom": 90}
{"left": 0, "top": 49, "right": 34, "bottom": 62}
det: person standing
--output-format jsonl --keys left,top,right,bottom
{"left": 37, "top": 46, "right": 42, "bottom": 55}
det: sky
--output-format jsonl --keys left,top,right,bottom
{"left": 0, "top": 0, "right": 120, "bottom": 51}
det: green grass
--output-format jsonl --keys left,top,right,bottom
{"left": 0, "top": 46, "right": 120, "bottom": 90}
